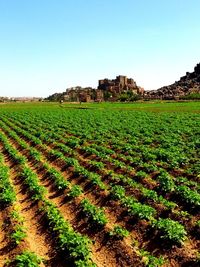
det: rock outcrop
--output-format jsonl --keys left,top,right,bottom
{"left": 146, "top": 63, "right": 200, "bottom": 99}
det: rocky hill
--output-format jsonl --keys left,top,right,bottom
{"left": 146, "top": 63, "right": 200, "bottom": 99}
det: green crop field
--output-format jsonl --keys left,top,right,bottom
{"left": 0, "top": 101, "right": 199, "bottom": 267}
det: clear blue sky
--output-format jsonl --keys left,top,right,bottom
{"left": 0, "top": 0, "right": 200, "bottom": 97}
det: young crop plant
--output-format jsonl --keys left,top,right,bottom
{"left": 9, "top": 205, "right": 27, "bottom": 245}
{"left": 74, "top": 164, "right": 106, "bottom": 190}
{"left": 0, "top": 165, "right": 16, "bottom": 206}
{"left": 112, "top": 159, "right": 126, "bottom": 170}
{"left": 28, "top": 148, "right": 42, "bottom": 162}
{"left": 176, "top": 185, "right": 200, "bottom": 209}
{"left": 135, "top": 170, "right": 148, "bottom": 181}
{"left": 108, "top": 172, "right": 125, "bottom": 183}
{"left": 157, "top": 196, "right": 177, "bottom": 210}
{"left": 195, "top": 220, "right": 200, "bottom": 237}
{"left": 7, "top": 121, "right": 42, "bottom": 146}
{"left": 41, "top": 200, "right": 93, "bottom": 264}
{"left": 109, "top": 225, "right": 129, "bottom": 240}
{"left": 65, "top": 157, "right": 79, "bottom": 168}
{"left": 157, "top": 171, "right": 175, "bottom": 193}
{"left": 130, "top": 156, "right": 143, "bottom": 167}
{"left": 74, "top": 259, "right": 97, "bottom": 267}
{"left": 81, "top": 146, "right": 99, "bottom": 157}
{"left": 196, "top": 220, "right": 200, "bottom": 228}
{"left": 139, "top": 249, "right": 165, "bottom": 267}
{"left": 1, "top": 138, "right": 27, "bottom": 165}
{"left": 6, "top": 129, "right": 28, "bottom": 150}
{"left": 141, "top": 150, "right": 157, "bottom": 162}
{"left": 10, "top": 208, "right": 24, "bottom": 223}
{"left": 175, "top": 176, "right": 199, "bottom": 189}
{"left": 109, "top": 185, "right": 126, "bottom": 200}
{"left": 68, "top": 185, "right": 83, "bottom": 198}
{"left": 87, "top": 172, "right": 106, "bottom": 190}
{"left": 47, "top": 149, "right": 64, "bottom": 160}
{"left": 54, "top": 143, "right": 75, "bottom": 156}
{"left": 74, "top": 165, "right": 90, "bottom": 177}
{"left": 81, "top": 199, "right": 108, "bottom": 227}
{"left": 46, "top": 167, "right": 70, "bottom": 190}
{"left": 126, "top": 200, "right": 156, "bottom": 221}
{"left": 65, "top": 137, "right": 80, "bottom": 148}
{"left": 21, "top": 166, "right": 47, "bottom": 201}
{"left": 141, "top": 188, "right": 159, "bottom": 202}
{"left": 59, "top": 231, "right": 93, "bottom": 263}
{"left": 141, "top": 163, "right": 159, "bottom": 173}
{"left": 12, "top": 251, "right": 43, "bottom": 267}
{"left": 0, "top": 183, "right": 16, "bottom": 206}
{"left": 11, "top": 225, "right": 27, "bottom": 245}
{"left": 88, "top": 160, "right": 105, "bottom": 171}
{"left": 172, "top": 210, "right": 191, "bottom": 221}
{"left": 153, "top": 218, "right": 187, "bottom": 245}
{"left": 91, "top": 144, "right": 114, "bottom": 155}
{"left": 110, "top": 183, "right": 156, "bottom": 221}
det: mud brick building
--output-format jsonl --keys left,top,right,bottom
{"left": 98, "top": 75, "right": 144, "bottom": 100}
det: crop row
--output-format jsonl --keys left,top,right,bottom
{"left": 0, "top": 117, "right": 191, "bottom": 246}
{"left": 1, "top": 107, "right": 199, "bottom": 266}
{"left": 4, "top": 114, "right": 200, "bottom": 197}
{"left": 0, "top": 131, "right": 95, "bottom": 266}
{"left": 5, "top": 111, "right": 199, "bottom": 176}
{"left": 2, "top": 117, "right": 199, "bottom": 223}
{"left": 0, "top": 119, "right": 174, "bottom": 265}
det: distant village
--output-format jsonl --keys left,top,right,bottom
{"left": 47, "top": 75, "right": 145, "bottom": 102}
{"left": 0, "top": 96, "right": 42, "bottom": 102}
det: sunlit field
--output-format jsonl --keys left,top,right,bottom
{"left": 0, "top": 101, "right": 199, "bottom": 266}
